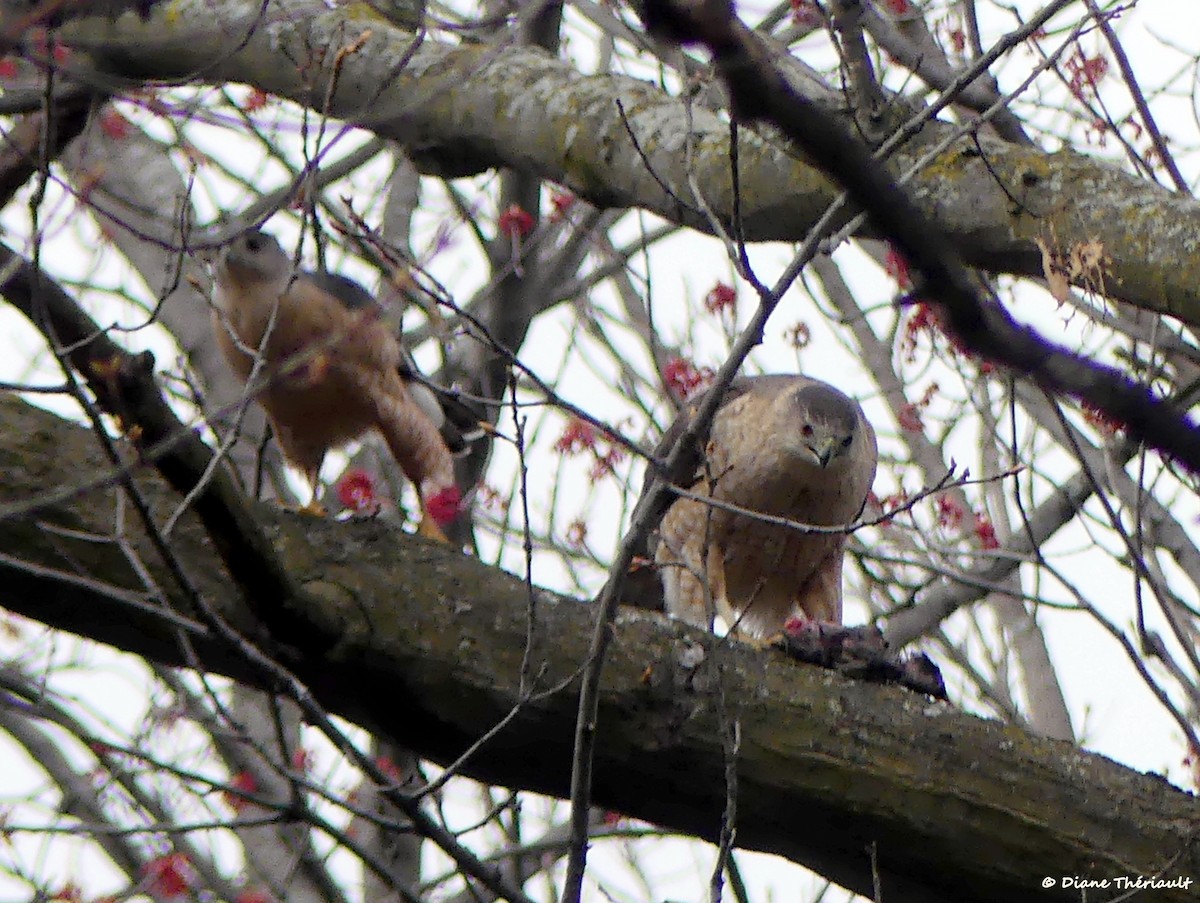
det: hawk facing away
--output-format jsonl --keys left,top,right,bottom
{"left": 211, "top": 229, "right": 478, "bottom": 534}
{"left": 643, "top": 375, "right": 877, "bottom": 638}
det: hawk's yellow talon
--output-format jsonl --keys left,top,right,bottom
{"left": 417, "top": 516, "right": 450, "bottom": 543}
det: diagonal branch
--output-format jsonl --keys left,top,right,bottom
{"left": 637, "top": 0, "right": 1200, "bottom": 475}
{"left": 0, "top": 251, "right": 543, "bottom": 903}
{"left": 1, "top": 395, "right": 1198, "bottom": 903}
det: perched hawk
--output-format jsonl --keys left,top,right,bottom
{"left": 638, "top": 375, "right": 877, "bottom": 638}
{"left": 211, "top": 229, "right": 479, "bottom": 536}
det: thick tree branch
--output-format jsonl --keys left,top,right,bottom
{"left": 55, "top": 0, "right": 1200, "bottom": 329}
{"left": 1, "top": 395, "right": 1197, "bottom": 903}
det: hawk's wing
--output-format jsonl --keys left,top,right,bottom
{"left": 305, "top": 269, "right": 380, "bottom": 311}
{"left": 307, "top": 268, "right": 484, "bottom": 455}
{"left": 620, "top": 377, "right": 758, "bottom": 613}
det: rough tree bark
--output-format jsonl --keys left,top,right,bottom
{"left": 3, "top": 394, "right": 1197, "bottom": 903}
{"left": 50, "top": 0, "right": 1200, "bottom": 328}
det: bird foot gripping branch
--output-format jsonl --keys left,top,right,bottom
{"left": 294, "top": 500, "right": 329, "bottom": 517}
{"left": 416, "top": 484, "right": 464, "bottom": 543}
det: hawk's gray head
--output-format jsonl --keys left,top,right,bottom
{"left": 782, "top": 382, "right": 869, "bottom": 470}
{"left": 214, "top": 229, "right": 292, "bottom": 312}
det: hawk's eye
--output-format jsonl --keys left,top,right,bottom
{"left": 842, "top": 435, "right": 853, "bottom": 448}
{"left": 801, "top": 423, "right": 814, "bottom": 438}
{"left": 245, "top": 233, "right": 266, "bottom": 253}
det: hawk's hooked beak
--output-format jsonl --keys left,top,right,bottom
{"left": 808, "top": 436, "right": 838, "bottom": 468}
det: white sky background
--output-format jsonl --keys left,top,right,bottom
{"left": 1, "top": 0, "right": 1199, "bottom": 899}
